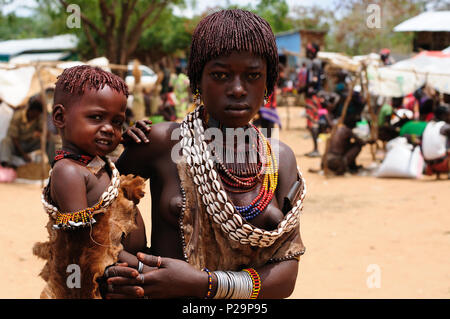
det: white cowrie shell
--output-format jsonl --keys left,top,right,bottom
{"left": 209, "top": 170, "right": 218, "bottom": 181}
{"left": 221, "top": 223, "right": 230, "bottom": 233}
{"left": 242, "top": 224, "right": 253, "bottom": 233}
{"left": 239, "top": 238, "right": 250, "bottom": 245}
{"left": 212, "top": 180, "right": 221, "bottom": 192}
{"left": 253, "top": 228, "right": 263, "bottom": 235}
{"left": 217, "top": 190, "right": 227, "bottom": 204}
{"left": 220, "top": 210, "right": 228, "bottom": 221}
{"left": 235, "top": 228, "right": 247, "bottom": 238}
{"left": 232, "top": 213, "right": 243, "bottom": 227}
{"left": 228, "top": 232, "right": 240, "bottom": 242}
{"left": 212, "top": 214, "right": 222, "bottom": 225}
{"left": 224, "top": 202, "right": 234, "bottom": 215}
{"left": 208, "top": 203, "right": 219, "bottom": 214}
{"left": 226, "top": 219, "right": 236, "bottom": 231}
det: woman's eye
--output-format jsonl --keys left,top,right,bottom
{"left": 212, "top": 72, "right": 227, "bottom": 80}
{"left": 248, "top": 73, "right": 261, "bottom": 80}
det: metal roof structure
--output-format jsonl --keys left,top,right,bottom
{"left": 0, "top": 34, "right": 78, "bottom": 62}
{"left": 394, "top": 11, "right": 450, "bottom": 32}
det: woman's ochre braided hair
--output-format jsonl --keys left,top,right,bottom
{"left": 187, "top": 9, "right": 279, "bottom": 96}
{"left": 54, "top": 65, "right": 129, "bottom": 105}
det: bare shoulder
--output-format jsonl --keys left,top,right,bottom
{"left": 268, "top": 138, "right": 300, "bottom": 197}
{"left": 269, "top": 138, "right": 298, "bottom": 175}
{"left": 51, "top": 160, "right": 87, "bottom": 184}
{"left": 50, "top": 160, "right": 88, "bottom": 211}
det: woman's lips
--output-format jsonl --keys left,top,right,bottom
{"left": 225, "top": 104, "right": 251, "bottom": 116}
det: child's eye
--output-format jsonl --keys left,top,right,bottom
{"left": 90, "top": 115, "right": 102, "bottom": 121}
{"left": 112, "top": 119, "right": 124, "bottom": 127}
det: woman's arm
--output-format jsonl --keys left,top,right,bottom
{"left": 116, "top": 121, "right": 180, "bottom": 177}
{"left": 104, "top": 253, "right": 299, "bottom": 299}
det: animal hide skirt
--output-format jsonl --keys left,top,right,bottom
{"left": 33, "top": 174, "right": 146, "bottom": 299}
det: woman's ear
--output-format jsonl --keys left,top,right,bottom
{"left": 52, "top": 104, "right": 66, "bottom": 129}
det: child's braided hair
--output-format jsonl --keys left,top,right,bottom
{"left": 187, "top": 9, "right": 279, "bottom": 96}
{"left": 54, "top": 65, "right": 129, "bottom": 105}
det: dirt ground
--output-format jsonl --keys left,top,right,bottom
{"left": 1, "top": 106, "right": 449, "bottom": 299}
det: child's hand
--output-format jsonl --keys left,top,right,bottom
{"left": 122, "top": 119, "right": 152, "bottom": 145}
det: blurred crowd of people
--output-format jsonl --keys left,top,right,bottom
{"left": 1, "top": 48, "right": 449, "bottom": 182}
{"left": 263, "top": 43, "right": 450, "bottom": 179}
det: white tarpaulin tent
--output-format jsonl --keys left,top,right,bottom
{"left": 0, "top": 65, "right": 36, "bottom": 107}
{"left": 368, "top": 51, "right": 450, "bottom": 97}
{"left": 0, "top": 57, "right": 111, "bottom": 108}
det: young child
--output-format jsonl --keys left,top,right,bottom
{"left": 33, "top": 65, "right": 148, "bottom": 298}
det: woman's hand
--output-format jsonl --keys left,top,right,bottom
{"left": 121, "top": 119, "right": 152, "bottom": 145}
{"left": 104, "top": 253, "right": 208, "bottom": 299}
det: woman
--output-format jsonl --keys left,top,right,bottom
{"left": 105, "top": 9, "right": 306, "bottom": 299}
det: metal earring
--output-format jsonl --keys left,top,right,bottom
{"left": 263, "top": 88, "right": 268, "bottom": 105}
{"left": 194, "top": 89, "right": 202, "bottom": 106}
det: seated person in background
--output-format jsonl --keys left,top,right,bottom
{"left": 398, "top": 95, "right": 435, "bottom": 143}
{"left": 0, "top": 94, "right": 54, "bottom": 168}
{"left": 323, "top": 113, "right": 369, "bottom": 175}
{"left": 378, "top": 96, "right": 407, "bottom": 142}
{"left": 421, "top": 105, "right": 450, "bottom": 178}
{"left": 317, "top": 90, "right": 340, "bottom": 132}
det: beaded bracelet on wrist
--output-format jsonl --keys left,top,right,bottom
{"left": 202, "top": 268, "right": 213, "bottom": 299}
{"left": 243, "top": 268, "right": 261, "bottom": 299}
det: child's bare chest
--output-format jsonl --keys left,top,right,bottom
{"left": 85, "top": 170, "right": 111, "bottom": 206}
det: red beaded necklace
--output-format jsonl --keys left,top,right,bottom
{"left": 53, "top": 150, "right": 93, "bottom": 165}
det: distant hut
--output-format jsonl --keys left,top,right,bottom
{"left": 394, "top": 11, "right": 450, "bottom": 52}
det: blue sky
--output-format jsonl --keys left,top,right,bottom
{"left": 2, "top": 0, "right": 337, "bottom": 17}
{"left": 172, "top": 0, "right": 337, "bottom": 17}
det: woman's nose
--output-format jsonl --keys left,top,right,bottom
{"left": 230, "top": 76, "right": 246, "bottom": 98}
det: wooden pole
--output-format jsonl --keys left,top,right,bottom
{"left": 322, "top": 75, "right": 356, "bottom": 176}
{"left": 35, "top": 64, "right": 49, "bottom": 187}
{"left": 362, "top": 64, "right": 378, "bottom": 161}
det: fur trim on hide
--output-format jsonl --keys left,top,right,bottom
{"left": 33, "top": 174, "right": 146, "bottom": 299}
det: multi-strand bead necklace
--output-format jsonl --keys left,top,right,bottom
{"left": 180, "top": 106, "right": 305, "bottom": 248}
{"left": 213, "top": 125, "right": 278, "bottom": 221}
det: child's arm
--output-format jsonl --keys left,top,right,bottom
{"left": 50, "top": 161, "right": 88, "bottom": 212}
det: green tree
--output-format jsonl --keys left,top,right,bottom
{"left": 327, "top": 0, "right": 425, "bottom": 55}
{"left": 35, "top": 0, "right": 185, "bottom": 66}
{"left": 253, "top": 0, "right": 293, "bottom": 33}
